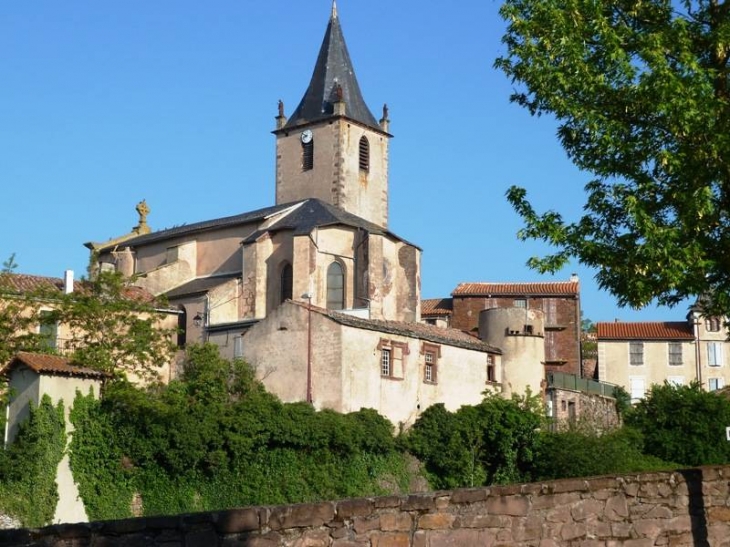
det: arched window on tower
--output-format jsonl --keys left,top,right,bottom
{"left": 280, "top": 262, "right": 293, "bottom": 303}
{"left": 327, "top": 262, "right": 345, "bottom": 310}
{"left": 359, "top": 136, "right": 370, "bottom": 172}
{"left": 302, "top": 140, "right": 314, "bottom": 171}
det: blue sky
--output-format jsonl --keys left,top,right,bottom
{"left": 1, "top": 1, "right": 690, "bottom": 323}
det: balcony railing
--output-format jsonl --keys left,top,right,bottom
{"left": 547, "top": 371, "right": 617, "bottom": 398}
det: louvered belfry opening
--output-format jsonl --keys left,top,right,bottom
{"left": 358, "top": 136, "right": 369, "bottom": 171}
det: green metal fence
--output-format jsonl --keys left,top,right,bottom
{"left": 547, "top": 371, "right": 617, "bottom": 398}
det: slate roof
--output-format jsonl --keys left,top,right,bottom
{"left": 282, "top": 3, "right": 382, "bottom": 132}
{"left": 452, "top": 281, "right": 580, "bottom": 297}
{"left": 242, "top": 199, "right": 418, "bottom": 248}
{"left": 596, "top": 322, "right": 694, "bottom": 341}
{"left": 421, "top": 298, "right": 453, "bottom": 317}
{"left": 165, "top": 274, "right": 241, "bottom": 300}
{"left": 1, "top": 352, "right": 107, "bottom": 379}
{"left": 92, "top": 202, "right": 291, "bottom": 252}
{"left": 288, "top": 301, "right": 500, "bottom": 354}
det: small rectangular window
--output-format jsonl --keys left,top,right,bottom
{"left": 486, "top": 354, "right": 496, "bottom": 382}
{"left": 708, "top": 342, "right": 723, "bottom": 367}
{"left": 424, "top": 356, "right": 434, "bottom": 382}
{"left": 629, "top": 341, "right": 644, "bottom": 366}
{"left": 706, "top": 317, "right": 722, "bottom": 332}
{"left": 39, "top": 310, "right": 58, "bottom": 350}
{"left": 381, "top": 349, "right": 391, "bottom": 377}
{"left": 514, "top": 299, "right": 526, "bottom": 308}
{"left": 668, "top": 342, "right": 683, "bottom": 366}
{"left": 709, "top": 378, "right": 725, "bottom": 391}
{"left": 421, "top": 343, "right": 440, "bottom": 384}
{"left": 630, "top": 376, "right": 645, "bottom": 403}
{"left": 667, "top": 376, "right": 684, "bottom": 387}
{"left": 233, "top": 336, "right": 243, "bottom": 359}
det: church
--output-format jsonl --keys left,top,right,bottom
{"left": 87, "top": 3, "right": 547, "bottom": 427}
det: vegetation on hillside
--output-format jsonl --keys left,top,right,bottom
{"left": 69, "top": 344, "right": 414, "bottom": 520}
{"left": 0, "top": 396, "right": 66, "bottom": 527}
{"left": 2, "top": 341, "right": 730, "bottom": 525}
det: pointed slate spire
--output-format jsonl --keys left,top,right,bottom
{"left": 284, "top": 4, "right": 380, "bottom": 131}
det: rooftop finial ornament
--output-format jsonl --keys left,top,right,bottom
{"left": 133, "top": 199, "right": 151, "bottom": 235}
{"left": 331, "top": 0, "right": 338, "bottom": 19}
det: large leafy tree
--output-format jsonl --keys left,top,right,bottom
{"left": 626, "top": 382, "right": 730, "bottom": 466}
{"left": 496, "top": 0, "right": 730, "bottom": 313}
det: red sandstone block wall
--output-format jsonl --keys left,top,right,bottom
{"left": 4, "top": 465, "right": 729, "bottom": 546}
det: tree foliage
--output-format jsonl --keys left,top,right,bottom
{"left": 626, "top": 381, "right": 730, "bottom": 466}
{"left": 533, "top": 427, "right": 672, "bottom": 480}
{"left": 0, "top": 395, "right": 66, "bottom": 527}
{"left": 496, "top": 0, "right": 730, "bottom": 313}
{"left": 44, "top": 271, "right": 177, "bottom": 380}
{"left": 70, "top": 345, "right": 411, "bottom": 519}
{"left": 403, "top": 392, "right": 544, "bottom": 488}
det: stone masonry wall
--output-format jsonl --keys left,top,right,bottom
{"left": 3, "top": 465, "right": 729, "bottom": 546}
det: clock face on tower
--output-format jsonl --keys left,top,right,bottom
{"left": 300, "top": 129, "right": 313, "bottom": 144}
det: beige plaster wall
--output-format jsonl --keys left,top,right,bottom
{"left": 131, "top": 241, "right": 196, "bottom": 296}
{"left": 4, "top": 367, "right": 40, "bottom": 446}
{"left": 244, "top": 302, "right": 496, "bottom": 428}
{"left": 242, "top": 303, "right": 343, "bottom": 409}
{"left": 598, "top": 338, "right": 730, "bottom": 397}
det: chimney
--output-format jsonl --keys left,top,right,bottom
{"left": 570, "top": 273, "right": 579, "bottom": 283}
{"left": 63, "top": 270, "right": 74, "bottom": 294}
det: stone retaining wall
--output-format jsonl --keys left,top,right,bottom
{"left": 2, "top": 465, "right": 729, "bottom": 546}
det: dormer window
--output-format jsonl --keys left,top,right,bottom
{"left": 358, "top": 136, "right": 370, "bottom": 171}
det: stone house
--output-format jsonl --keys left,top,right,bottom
{"left": 243, "top": 300, "right": 501, "bottom": 428}
{"left": 597, "top": 312, "right": 730, "bottom": 401}
{"left": 422, "top": 278, "right": 583, "bottom": 377}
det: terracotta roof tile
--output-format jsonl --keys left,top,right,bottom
{"left": 596, "top": 322, "right": 694, "bottom": 340}
{"left": 452, "top": 282, "right": 579, "bottom": 297}
{"left": 421, "top": 298, "right": 453, "bottom": 317}
{"left": 0, "top": 273, "right": 64, "bottom": 294}
{"left": 0, "top": 272, "right": 156, "bottom": 304}
{"left": 2, "top": 352, "right": 107, "bottom": 379}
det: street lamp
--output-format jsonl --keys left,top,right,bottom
{"left": 192, "top": 312, "right": 205, "bottom": 328}
{"left": 302, "top": 292, "right": 313, "bottom": 404}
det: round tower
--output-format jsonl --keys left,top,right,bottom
{"left": 478, "top": 307, "right": 545, "bottom": 398}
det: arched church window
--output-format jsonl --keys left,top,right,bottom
{"left": 327, "top": 262, "right": 345, "bottom": 310}
{"left": 280, "top": 262, "right": 293, "bottom": 303}
{"left": 359, "top": 136, "right": 370, "bottom": 171}
{"left": 302, "top": 140, "right": 314, "bottom": 171}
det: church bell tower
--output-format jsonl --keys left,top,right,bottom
{"left": 273, "top": 2, "right": 392, "bottom": 228}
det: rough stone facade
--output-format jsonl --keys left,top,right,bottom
{"left": 5, "top": 465, "right": 729, "bottom": 546}
{"left": 547, "top": 388, "right": 620, "bottom": 432}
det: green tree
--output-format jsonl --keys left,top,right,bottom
{"left": 533, "top": 427, "right": 671, "bottom": 480}
{"left": 44, "top": 271, "right": 177, "bottom": 380}
{"left": 404, "top": 392, "right": 544, "bottom": 488}
{"left": 496, "top": 0, "right": 730, "bottom": 314}
{"left": 626, "top": 381, "right": 730, "bottom": 466}
{"left": 0, "top": 259, "right": 48, "bottom": 365}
